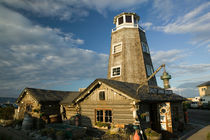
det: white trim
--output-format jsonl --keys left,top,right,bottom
{"left": 111, "top": 65, "right": 121, "bottom": 77}
{"left": 112, "top": 42, "right": 122, "bottom": 54}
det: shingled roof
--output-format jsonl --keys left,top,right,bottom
{"left": 16, "top": 88, "right": 79, "bottom": 104}
{"left": 76, "top": 78, "right": 185, "bottom": 103}
{"left": 197, "top": 81, "right": 210, "bottom": 87}
{"left": 60, "top": 92, "right": 81, "bottom": 105}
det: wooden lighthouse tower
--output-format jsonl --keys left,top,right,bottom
{"left": 107, "top": 12, "right": 157, "bottom": 86}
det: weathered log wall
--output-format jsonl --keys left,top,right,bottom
{"left": 78, "top": 83, "right": 135, "bottom": 127}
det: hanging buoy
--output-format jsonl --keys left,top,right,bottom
{"left": 133, "top": 129, "right": 141, "bottom": 140}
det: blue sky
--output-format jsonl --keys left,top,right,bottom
{"left": 0, "top": 0, "right": 210, "bottom": 98}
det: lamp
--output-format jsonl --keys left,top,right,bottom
{"left": 161, "top": 70, "right": 171, "bottom": 89}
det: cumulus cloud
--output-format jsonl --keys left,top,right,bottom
{"left": 0, "top": 5, "right": 108, "bottom": 97}
{"left": 0, "top": 0, "right": 147, "bottom": 20}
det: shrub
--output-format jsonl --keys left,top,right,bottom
{"left": 95, "top": 122, "right": 110, "bottom": 128}
{"left": 145, "top": 128, "right": 160, "bottom": 137}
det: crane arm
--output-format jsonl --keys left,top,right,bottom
{"left": 136, "top": 64, "right": 165, "bottom": 93}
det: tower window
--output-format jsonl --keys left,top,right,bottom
{"left": 146, "top": 65, "right": 153, "bottom": 76}
{"left": 113, "top": 43, "right": 122, "bottom": 54}
{"left": 99, "top": 91, "right": 105, "bottom": 100}
{"left": 111, "top": 66, "right": 121, "bottom": 77}
{"left": 142, "top": 42, "right": 150, "bottom": 54}
{"left": 118, "top": 16, "right": 123, "bottom": 25}
{"left": 126, "top": 15, "right": 132, "bottom": 23}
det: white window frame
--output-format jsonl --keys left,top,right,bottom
{"left": 111, "top": 65, "right": 121, "bottom": 77}
{"left": 112, "top": 42, "right": 122, "bottom": 54}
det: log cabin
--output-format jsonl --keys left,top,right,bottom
{"left": 73, "top": 78, "right": 185, "bottom": 133}
{"left": 15, "top": 88, "right": 79, "bottom": 121}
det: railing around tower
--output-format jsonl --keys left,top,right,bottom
{"left": 112, "top": 24, "right": 145, "bottom": 32}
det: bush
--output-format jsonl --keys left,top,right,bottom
{"left": 145, "top": 128, "right": 160, "bottom": 137}
{"left": 95, "top": 122, "right": 110, "bottom": 128}
{"left": 0, "top": 106, "right": 14, "bottom": 120}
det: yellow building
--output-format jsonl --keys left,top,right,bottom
{"left": 197, "top": 81, "right": 210, "bottom": 97}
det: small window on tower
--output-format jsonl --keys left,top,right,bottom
{"left": 126, "top": 15, "right": 132, "bottom": 23}
{"left": 99, "top": 91, "right": 105, "bottom": 100}
{"left": 146, "top": 65, "right": 153, "bottom": 76}
{"left": 112, "top": 66, "right": 121, "bottom": 77}
{"left": 118, "top": 16, "right": 123, "bottom": 25}
{"left": 113, "top": 43, "right": 122, "bottom": 54}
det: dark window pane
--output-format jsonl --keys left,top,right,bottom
{"left": 105, "top": 117, "right": 108, "bottom": 122}
{"left": 112, "top": 67, "right": 120, "bottom": 76}
{"left": 100, "top": 110, "right": 103, "bottom": 115}
{"left": 109, "top": 117, "right": 112, "bottom": 122}
{"left": 99, "top": 91, "right": 105, "bottom": 100}
{"left": 118, "top": 16, "right": 123, "bottom": 25}
{"left": 126, "top": 16, "right": 132, "bottom": 23}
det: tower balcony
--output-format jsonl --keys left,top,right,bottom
{"left": 112, "top": 24, "right": 145, "bottom": 32}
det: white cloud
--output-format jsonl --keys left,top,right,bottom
{"left": 0, "top": 5, "right": 108, "bottom": 97}
{"left": 172, "top": 64, "right": 210, "bottom": 74}
{"left": 207, "top": 44, "right": 210, "bottom": 52}
{"left": 151, "top": 49, "right": 185, "bottom": 67}
{"left": 141, "top": 22, "right": 153, "bottom": 30}
{"left": 0, "top": 0, "right": 147, "bottom": 20}
{"left": 153, "top": 2, "right": 210, "bottom": 46}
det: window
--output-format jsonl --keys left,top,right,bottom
{"left": 126, "top": 15, "right": 132, "bottom": 23}
{"left": 112, "top": 43, "right": 122, "bottom": 54}
{"left": 96, "top": 109, "right": 112, "bottom": 123}
{"left": 96, "top": 110, "right": 103, "bottom": 122}
{"left": 99, "top": 91, "right": 105, "bottom": 100}
{"left": 146, "top": 65, "right": 153, "bottom": 76}
{"left": 118, "top": 16, "right": 123, "bottom": 25}
{"left": 202, "top": 88, "right": 206, "bottom": 91}
{"left": 112, "top": 66, "right": 121, "bottom": 77}
{"left": 142, "top": 42, "right": 150, "bottom": 53}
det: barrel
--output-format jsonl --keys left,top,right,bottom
{"left": 22, "top": 114, "right": 33, "bottom": 130}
